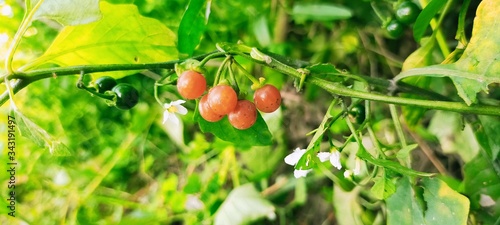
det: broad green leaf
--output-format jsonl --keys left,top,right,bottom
{"left": 464, "top": 154, "right": 500, "bottom": 207}
{"left": 23, "top": 2, "right": 178, "bottom": 78}
{"left": 387, "top": 177, "right": 470, "bottom": 225}
{"left": 422, "top": 178, "right": 470, "bottom": 225}
{"left": 306, "top": 63, "right": 344, "bottom": 83}
{"left": 291, "top": 3, "right": 352, "bottom": 22}
{"left": 413, "top": 0, "right": 446, "bottom": 42}
{"left": 214, "top": 184, "right": 275, "bottom": 225}
{"left": 397, "top": 0, "right": 500, "bottom": 105}
{"left": 31, "top": 0, "right": 101, "bottom": 26}
{"left": 12, "top": 109, "right": 71, "bottom": 156}
{"left": 194, "top": 108, "right": 273, "bottom": 146}
{"left": 178, "top": 0, "right": 207, "bottom": 57}
{"left": 387, "top": 177, "right": 425, "bottom": 225}
{"left": 334, "top": 186, "right": 363, "bottom": 225}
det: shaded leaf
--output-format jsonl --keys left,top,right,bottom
{"left": 178, "top": 0, "right": 207, "bottom": 57}
{"left": 31, "top": 0, "right": 101, "bottom": 26}
{"left": 464, "top": 154, "right": 500, "bottom": 207}
{"left": 387, "top": 177, "right": 470, "bottom": 225}
{"left": 291, "top": 3, "right": 352, "bottom": 22}
{"left": 397, "top": 0, "right": 500, "bottom": 105}
{"left": 334, "top": 186, "right": 363, "bottom": 225}
{"left": 413, "top": 0, "right": 446, "bottom": 42}
{"left": 214, "top": 184, "right": 275, "bottom": 225}
{"left": 194, "top": 107, "right": 273, "bottom": 146}
{"left": 24, "top": 2, "right": 178, "bottom": 78}
{"left": 12, "top": 109, "right": 71, "bottom": 156}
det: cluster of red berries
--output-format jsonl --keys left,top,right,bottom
{"left": 176, "top": 70, "right": 281, "bottom": 130}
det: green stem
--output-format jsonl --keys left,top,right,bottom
{"left": 213, "top": 56, "right": 232, "bottom": 86}
{"left": 232, "top": 60, "right": 260, "bottom": 85}
{"left": 389, "top": 104, "right": 410, "bottom": 167}
{"left": 4, "top": 0, "right": 45, "bottom": 74}
{"left": 245, "top": 53, "right": 500, "bottom": 116}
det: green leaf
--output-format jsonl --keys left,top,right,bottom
{"left": 371, "top": 175, "right": 396, "bottom": 200}
{"left": 31, "top": 0, "right": 101, "bottom": 26}
{"left": 387, "top": 177, "right": 470, "bottom": 225}
{"left": 11, "top": 109, "right": 71, "bottom": 156}
{"left": 397, "top": 0, "right": 500, "bottom": 105}
{"left": 464, "top": 154, "right": 500, "bottom": 207}
{"left": 178, "top": 0, "right": 208, "bottom": 57}
{"left": 214, "top": 184, "right": 275, "bottom": 225}
{"left": 306, "top": 63, "right": 345, "bottom": 83}
{"left": 386, "top": 177, "right": 425, "bottom": 225}
{"left": 24, "top": 2, "right": 178, "bottom": 78}
{"left": 477, "top": 115, "right": 500, "bottom": 160}
{"left": 291, "top": 3, "right": 352, "bottom": 22}
{"left": 422, "top": 178, "right": 470, "bottom": 225}
{"left": 413, "top": 0, "right": 446, "bottom": 42}
{"left": 396, "top": 144, "right": 418, "bottom": 161}
{"left": 334, "top": 185, "right": 364, "bottom": 225}
{"left": 357, "top": 147, "right": 434, "bottom": 177}
{"left": 194, "top": 108, "right": 273, "bottom": 146}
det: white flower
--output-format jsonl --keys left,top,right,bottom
{"left": 330, "top": 150, "right": 342, "bottom": 170}
{"left": 163, "top": 100, "right": 188, "bottom": 126}
{"left": 284, "top": 148, "right": 306, "bottom": 166}
{"left": 317, "top": 150, "right": 342, "bottom": 170}
{"left": 294, "top": 169, "right": 313, "bottom": 178}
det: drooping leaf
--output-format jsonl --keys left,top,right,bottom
{"left": 31, "top": 0, "right": 101, "bottom": 26}
{"left": 387, "top": 177, "right": 470, "bottom": 225}
{"left": 214, "top": 184, "right": 275, "bottom": 225}
{"left": 396, "top": 0, "right": 500, "bottom": 105}
{"left": 357, "top": 147, "right": 434, "bottom": 177}
{"left": 194, "top": 107, "right": 273, "bottom": 146}
{"left": 334, "top": 186, "right": 364, "bottom": 225}
{"left": 11, "top": 108, "right": 71, "bottom": 156}
{"left": 178, "top": 0, "right": 208, "bottom": 57}
{"left": 413, "top": 0, "right": 446, "bottom": 42}
{"left": 23, "top": 2, "right": 178, "bottom": 78}
{"left": 291, "top": 3, "right": 352, "bottom": 22}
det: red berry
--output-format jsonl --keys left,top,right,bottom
{"left": 177, "top": 70, "right": 206, "bottom": 99}
{"left": 207, "top": 85, "right": 238, "bottom": 115}
{"left": 198, "top": 95, "right": 224, "bottom": 122}
{"left": 253, "top": 84, "right": 281, "bottom": 113}
{"left": 228, "top": 100, "right": 257, "bottom": 130}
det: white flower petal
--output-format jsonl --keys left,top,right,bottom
{"left": 162, "top": 111, "right": 171, "bottom": 124}
{"left": 176, "top": 104, "right": 188, "bottom": 115}
{"left": 171, "top": 99, "right": 186, "bottom": 105}
{"left": 317, "top": 152, "right": 331, "bottom": 162}
{"left": 294, "top": 169, "right": 312, "bottom": 178}
{"left": 163, "top": 102, "right": 172, "bottom": 109}
{"left": 284, "top": 148, "right": 306, "bottom": 166}
{"left": 329, "top": 150, "right": 342, "bottom": 170}
{"left": 168, "top": 113, "right": 180, "bottom": 126}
